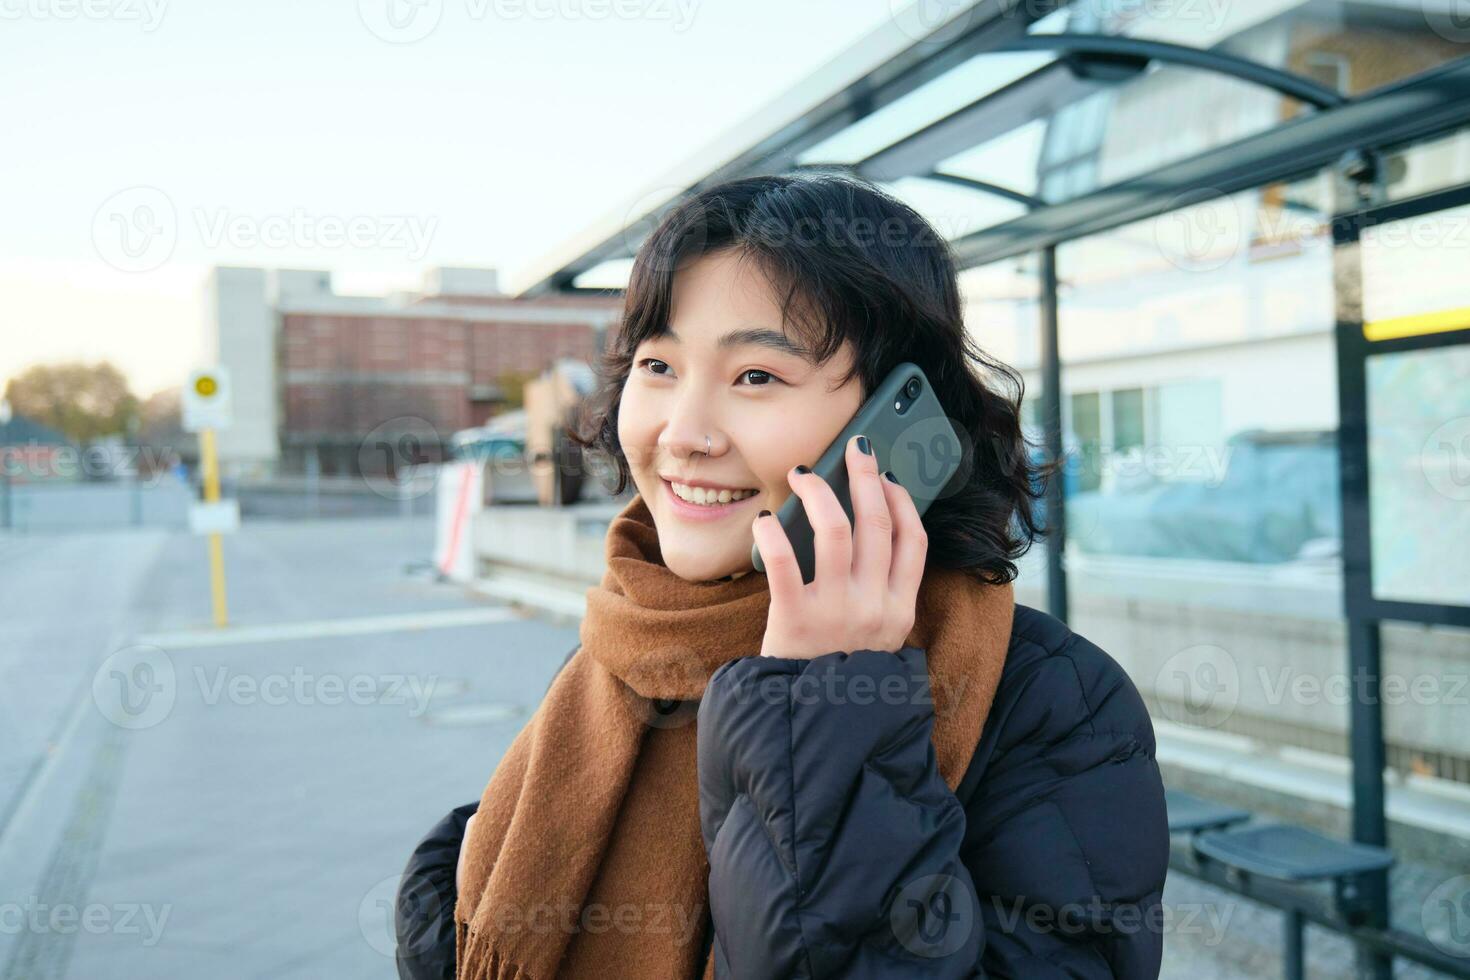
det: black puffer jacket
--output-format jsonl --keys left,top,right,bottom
{"left": 396, "top": 603, "right": 1169, "bottom": 979}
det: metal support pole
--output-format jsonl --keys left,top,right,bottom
{"left": 1348, "top": 616, "right": 1392, "bottom": 980}
{"left": 306, "top": 444, "right": 320, "bottom": 518}
{"left": 1284, "top": 908, "right": 1304, "bottom": 980}
{"left": 1038, "top": 245, "right": 1069, "bottom": 624}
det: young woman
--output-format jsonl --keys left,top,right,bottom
{"left": 396, "top": 170, "right": 1169, "bottom": 979}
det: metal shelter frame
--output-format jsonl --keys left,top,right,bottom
{"left": 512, "top": 4, "right": 1470, "bottom": 974}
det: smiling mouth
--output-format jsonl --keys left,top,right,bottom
{"left": 661, "top": 479, "right": 761, "bottom": 512}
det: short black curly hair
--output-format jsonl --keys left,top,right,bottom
{"left": 567, "top": 167, "right": 1056, "bottom": 585}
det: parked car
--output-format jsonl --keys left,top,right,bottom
{"left": 1065, "top": 429, "right": 1341, "bottom": 563}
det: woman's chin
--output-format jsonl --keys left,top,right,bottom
{"left": 662, "top": 550, "right": 750, "bottom": 585}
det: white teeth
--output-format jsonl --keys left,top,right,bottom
{"left": 671, "top": 482, "right": 757, "bottom": 506}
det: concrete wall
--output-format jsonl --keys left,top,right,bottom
{"left": 204, "top": 267, "right": 280, "bottom": 476}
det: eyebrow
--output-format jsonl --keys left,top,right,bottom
{"left": 660, "top": 326, "right": 814, "bottom": 362}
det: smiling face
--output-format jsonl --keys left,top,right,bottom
{"left": 617, "top": 248, "right": 865, "bottom": 584}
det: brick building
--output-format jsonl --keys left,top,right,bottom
{"left": 203, "top": 266, "right": 622, "bottom": 478}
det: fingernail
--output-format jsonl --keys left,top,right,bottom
{"left": 884, "top": 470, "right": 899, "bottom": 484}
{"left": 794, "top": 464, "right": 811, "bottom": 475}
{"left": 855, "top": 435, "right": 871, "bottom": 456}
{"left": 757, "top": 509, "right": 771, "bottom": 518}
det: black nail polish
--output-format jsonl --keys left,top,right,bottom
{"left": 884, "top": 470, "right": 899, "bottom": 484}
{"left": 758, "top": 509, "right": 771, "bottom": 518}
{"left": 855, "top": 435, "right": 871, "bottom": 456}
{"left": 794, "top": 464, "right": 811, "bottom": 475}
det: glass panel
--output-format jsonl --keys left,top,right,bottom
{"left": 1360, "top": 200, "right": 1470, "bottom": 340}
{"left": 1055, "top": 160, "right": 1343, "bottom": 608}
{"left": 1380, "top": 123, "right": 1470, "bottom": 204}
{"left": 957, "top": 254, "right": 1043, "bottom": 371}
{"left": 1365, "top": 342, "right": 1470, "bottom": 607}
{"left": 956, "top": 257, "right": 1049, "bottom": 611}
{"left": 1055, "top": 170, "right": 1333, "bottom": 362}
{"left": 1111, "top": 387, "right": 1145, "bottom": 451}
{"left": 1069, "top": 390, "right": 1102, "bottom": 494}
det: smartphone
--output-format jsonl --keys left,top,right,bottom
{"left": 750, "top": 360, "right": 965, "bottom": 584}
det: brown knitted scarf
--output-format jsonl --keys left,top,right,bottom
{"left": 453, "top": 491, "right": 1015, "bottom": 979}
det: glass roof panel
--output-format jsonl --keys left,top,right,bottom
{"left": 880, "top": 176, "right": 1029, "bottom": 241}
{"left": 572, "top": 258, "right": 635, "bottom": 291}
{"left": 795, "top": 51, "right": 1053, "bottom": 166}
{"left": 931, "top": 118, "right": 1048, "bottom": 201}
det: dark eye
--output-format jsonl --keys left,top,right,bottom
{"left": 638, "top": 358, "right": 670, "bottom": 376}
{"left": 740, "top": 369, "right": 778, "bottom": 386}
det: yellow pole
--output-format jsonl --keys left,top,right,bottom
{"left": 200, "top": 427, "right": 229, "bottom": 627}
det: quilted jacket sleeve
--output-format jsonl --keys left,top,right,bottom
{"left": 697, "top": 645, "right": 981, "bottom": 978}
{"left": 958, "top": 620, "right": 1168, "bottom": 978}
{"left": 696, "top": 627, "right": 1168, "bottom": 979}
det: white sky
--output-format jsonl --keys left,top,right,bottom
{"left": 0, "top": 0, "right": 904, "bottom": 399}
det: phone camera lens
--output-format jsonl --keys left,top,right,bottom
{"left": 904, "top": 378, "right": 922, "bottom": 398}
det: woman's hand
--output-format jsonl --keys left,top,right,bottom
{"left": 753, "top": 434, "right": 928, "bottom": 660}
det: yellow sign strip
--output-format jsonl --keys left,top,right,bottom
{"left": 1363, "top": 306, "right": 1470, "bottom": 342}
{"left": 199, "top": 427, "right": 230, "bottom": 627}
